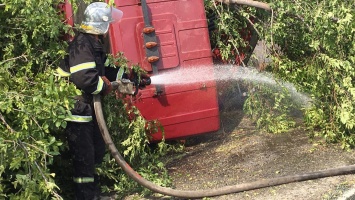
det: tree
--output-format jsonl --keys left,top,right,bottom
{"left": 263, "top": 0, "right": 355, "bottom": 148}
{"left": 1, "top": 0, "right": 354, "bottom": 199}
{"left": 0, "top": 0, "right": 174, "bottom": 199}
{"left": 0, "top": 0, "right": 82, "bottom": 198}
{"left": 205, "top": 0, "right": 355, "bottom": 147}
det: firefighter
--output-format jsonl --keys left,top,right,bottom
{"left": 56, "top": 2, "right": 124, "bottom": 199}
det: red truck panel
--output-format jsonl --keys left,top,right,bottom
{"left": 110, "top": 0, "right": 220, "bottom": 141}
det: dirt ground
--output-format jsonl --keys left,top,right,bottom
{"left": 123, "top": 42, "right": 355, "bottom": 200}
{"left": 124, "top": 94, "right": 355, "bottom": 200}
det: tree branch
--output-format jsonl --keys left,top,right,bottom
{"left": 22, "top": 142, "right": 53, "bottom": 157}
{"left": 0, "top": 112, "right": 62, "bottom": 199}
{"left": 0, "top": 54, "right": 28, "bottom": 64}
{"left": 0, "top": 113, "right": 15, "bottom": 133}
{"left": 18, "top": 141, "right": 62, "bottom": 199}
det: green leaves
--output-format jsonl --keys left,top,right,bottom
{"left": 0, "top": 0, "right": 354, "bottom": 198}
{"left": 206, "top": 0, "right": 355, "bottom": 147}
{"left": 97, "top": 54, "right": 182, "bottom": 197}
{"left": 261, "top": 0, "right": 355, "bottom": 147}
{"left": 243, "top": 82, "right": 296, "bottom": 134}
{"left": 0, "top": 0, "right": 78, "bottom": 198}
{"left": 206, "top": 0, "right": 257, "bottom": 65}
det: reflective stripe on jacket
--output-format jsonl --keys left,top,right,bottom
{"left": 65, "top": 114, "right": 93, "bottom": 123}
{"left": 73, "top": 177, "right": 95, "bottom": 184}
{"left": 55, "top": 32, "right": 125, "bottom": 122}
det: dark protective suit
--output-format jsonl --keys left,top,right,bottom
{"left": 56, "top": 32, "right": 125, "bottom": 199}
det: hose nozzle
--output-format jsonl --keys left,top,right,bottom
{"left": 111, "top": 79, "right": 135, "bottom": 95}
{"left": 140, "top": 77, "right": 151, "bottom": 86}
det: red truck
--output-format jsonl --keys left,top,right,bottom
{"left": 111, "top": 0, "right": 220, "bottom": 141}
{"left": 60, "top": 0, "right": 266, "bottom": 141}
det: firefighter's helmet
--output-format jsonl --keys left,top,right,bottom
{"left": 80, "top": 2, "right": 123, "bottom": 35}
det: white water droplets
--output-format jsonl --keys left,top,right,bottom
{"left": 151, "top": 65, "right": 276, "bottom": 85}
{"left": 150, "top": 65, "right": 311, "bottom": 106}
{"left": 150, "top": 65, "right": 216, "bottom": 85}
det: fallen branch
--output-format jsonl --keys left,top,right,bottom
{"left": 216, "top": 0, "right": 271, "bottom": 11}
{"left": 18, "top": 140, "right": 62, "bottom": 199}
{"left": 0, "top": 113, "right": 15, "bottom": 133}
{"left": 0, "top": 54, "right": 28, "bottom": 64}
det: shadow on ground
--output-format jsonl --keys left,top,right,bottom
{"left": 124, "top": 81, "right": 355, "bottom": 200}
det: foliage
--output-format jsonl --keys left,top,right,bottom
{"left": 261, "top": 0, "right": 355, "bottom": 148}
{"left": 98, "top": 54, "right": 183, "bottom": 198}
{"left": 243, "top": 82, "right": 296, "bottom": 134}
{"left": 205, "top": 0, "right": 258, "bottom": 66}
{"left": 206, "top": 0, "right": 355, "bottom": 144}
{"left": 205, "top": 1, "right": 295, "bottom": 133}
{"left": 0, "top": 0, "right": 179, "bottom": 199}
{"left": 2, "top": 0, "right": 354, "bottom": 199}
{"left": 0, "top": 0, "right": 79, "bottom": 199}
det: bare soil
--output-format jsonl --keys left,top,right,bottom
{"left": 124, "top": 95, "right": 355, "bottom": 200}
{"left": 123, "top": 42, "right": 355, "bottom": 200}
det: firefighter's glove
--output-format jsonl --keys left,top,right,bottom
{"left": 129, "top": 70, "right": 151, "bottom": 88}
{"left": 121, "top": 67, "right": 133, "bottom": 80}
{"left": 101, "top": 76, "right": 112, "bottom": 96}
{"left": 139, "top": 74, "right": 151, "bottom": 88}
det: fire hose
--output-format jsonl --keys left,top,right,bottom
{"left": 93, "top": 94, "right": 355, "bottom": 199}
{"left": 91, "top": 1, "right": 355, "bottom": 198}
{"left": 215, "top": 0, "right": 271, "bottom": 11}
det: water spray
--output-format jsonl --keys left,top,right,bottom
{"left": 91, "top": 64, "right": 355, "bottom": 199}
{"left": 94, "top": 94, "right": 355, "bottom": 199}
{"left": 150, "top": 65, "right": 311, "bottom": 106}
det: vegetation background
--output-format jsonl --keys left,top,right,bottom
{"left": 0, "top": 0, "right": 354, "bottom": 199}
